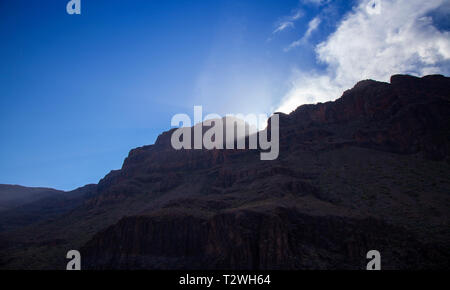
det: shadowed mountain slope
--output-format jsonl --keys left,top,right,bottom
{"left": 0, "top": 185, "right": 63, "bottom": 213}
{"left": 1, "top": 74, "right": 449, "bottom": 270}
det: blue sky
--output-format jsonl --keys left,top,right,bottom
{"left": 1, "top": 0, "right": 449, "bottom": 190}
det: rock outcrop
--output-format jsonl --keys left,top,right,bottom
{"left": 82, "top": 208, "right": 449, "bottom": 270}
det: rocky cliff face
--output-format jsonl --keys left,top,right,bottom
{"left": 279, "top": 75, "right": 450, "bottom": 159}
{"left": 1, "top": 75, "right": 449, "bottom": 270}
{"left": 82, "top": 207, "right": 448, "bottom": 270}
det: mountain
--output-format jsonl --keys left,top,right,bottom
{"left": 0, "top": 184, "right": 95, "bottom": 233}
{"left": 0, "top": 74, "right": 449, "bottom": 270}
{"left": 0, "top": 185, "right": 63, "bottom": 212}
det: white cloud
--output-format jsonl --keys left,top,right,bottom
{"left": 276, "top": 0, "right": 450, "bottom": 113}
{"left": 285, "top": 17, "right": 322, "bottom": 51}
{"left": 276, "top": 70, "right": 342, "bottom": 113}
{"left": 273, "top": 21, "right": 295, "bottom": 34}
{"left": 302, "top": 0, "right": 330, "bottom": 6}
{"left": 305, "top": 17, "right": 322, "bottom": 38}
{"left": 272, "top": 10, "right": 303, "bottom": 34}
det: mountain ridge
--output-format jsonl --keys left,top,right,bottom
{"left": 1, "top": 74, "right": 449, "bottom": 270}
{"left": 0, "top": 184, "right": 64, "bottom": 213}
